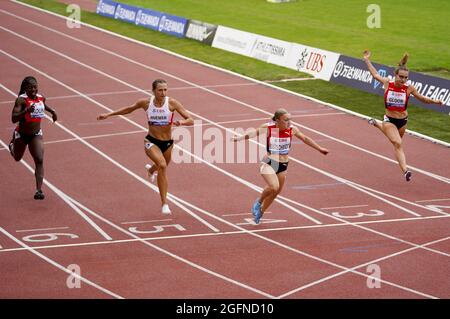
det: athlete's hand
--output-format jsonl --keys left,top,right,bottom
{"left": 97, "top": 113, "right": 109, "bottom": 120}
{"left": 27, "top": 103, "right": 35, "bottom": 113}
{"left": 319, "top": 147, "right": 329, "bottom": 155}
{"left": 173, "top": 120, "right": 182, "bottom": 126}
{"left": 363, "top": 50, "right": 371, "bottom": 61}
{"left": 51, "top": 111, "right": 58, "bottom": 122}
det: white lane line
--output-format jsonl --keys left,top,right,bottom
{"left": 0, "top": 227, "right": 123, "bottom": 299}
{"left": 0, "top": 67, "right": 221, "bottom": 234}
{"left": 3, "top": 31, "right": 446, "bottom": 249}
{"left": 345, "top": 181, "right": 449, "bottom": 216}
{"left": 1, "top": 21, "right": 446, "bottom": 298}
{"left": 1, "top": 215, "right": 449, "bottom": 255}
{"left": 0, "top": 84, "right": 113, "bottom": 242}
{"left": 8, "top": 1, "right": 450, "bottom": 149}
{"left": 222, "top": 212, "right": 273, "bottom": 217}
{"left": 321, "top": 205, "right": 369, "bottom": 210}
{"left": 4, "top": 6, "right": 449, "bottom": 176}
{"left": 191, "top": 111, "right": 426, "bottom": 218}
{"left": 291, "top": 183, "right": 344, "bottom": 190}
{"left": 0, "top": 136, "right": 114, "bottom": 241}
{"left": 0, "top": 130, "right": 143, "bottom": 151}
{"left": 416, "top": 198, "right": 450, "bottom": 203}
{"left": 0, "top": 102, "right": 276, "bottom": 299}
{"left": 16, "top": 227, "right": 70, "bottom": 233}
{"left": 0, "top": 112, "right": 343, "bottom": 152}
{"left": 277, "top": 236, "right": 450, "bottom": 299}
{"left": 78, "top": 121, "right": 114, "bottom": 126}
{"left": 0, "top": 82, "right": 261, "bottom": 105}
{"left": 0, "top": 64, "right": 436, "bottom": 300}
{"left": 2, "top": 38, "right": 445, "bottom": 244}
{"left": 121, "top": 219, "right": 173, "bottom": 225}
{"left": 2, "top": 32, "right": 326, "bottom": 225}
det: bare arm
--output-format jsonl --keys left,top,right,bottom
{"left": 293, "top": 126, "right": 329, "bottom": 155}
{"left": 97, "top": 98, "right": 147, "bottom": 120}
{"left": 363, "top": 50, "right": 389, "bottom": 85}
{"left": 409, "top": 86, "right": 443, "bottom": 105}
{"left": 231, "top": 123, "right": 268, "bottom": 142}
{"left": 44, "top": 99, "right": 57, "bottom": 122}
{"left": 11, "top": 97, "right": 30, "bottom": 123}
{"left": 170, "top": 98, "right": 194, "bottom": 126}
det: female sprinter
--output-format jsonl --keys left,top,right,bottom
{"left": 9, "top": 76, "right": 58, "bottom": 200}
{"left": 232, "top": 108, "right": 329, "bottom": 224}
{"left": 97, "top": 79, "right": 193, "bottom": 214}
{"left": 363, "top": 50, "right": 443, "bottom": 181}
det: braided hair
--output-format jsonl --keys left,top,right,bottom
{"left": 18, "top": 76, "right": 37, "bottom": 97}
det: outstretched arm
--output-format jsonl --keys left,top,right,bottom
{"left": 97, "top": 98, "right": 147, "bottom": 120}
{"left": 363, "top": 50, "right": 389, "bottom": 86}
{"left": 231, "top": 123, "right": 267, "bottom": 142}
{"left": 409, "top": 86, "right": 443, "bottom": 105}
{"left": 293, "top": 126, "right": 329, "bottom": 155}
{"left": 170, "top": 98, "right": 194, "bottom": 126}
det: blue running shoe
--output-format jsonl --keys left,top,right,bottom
{"left": 252, "top": 199, "right": 262, "bottom": 224}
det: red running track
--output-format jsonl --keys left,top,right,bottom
{"left": 0, "top": 1, "right": 449, "bottom": 299}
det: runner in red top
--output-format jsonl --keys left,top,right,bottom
{"left": 9, "top": 76, "right": 58, "bottom": 200}
{"left": 232, "top": 108, "right": 329, "bottom": 224}
{"left": 363, "top": 50, "right": 443, "bottom": 182}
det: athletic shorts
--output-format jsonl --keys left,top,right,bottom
{"left": 383, "top": 115, "right": 408, "bottom": 130}
{"left": 261, "top": 157, "right": 289, "bottom": 174}
{"left": 144, "top": 134, "right": 174, "bottom": 153}
{"left": 14, "top": 128, "right": 43, "bottom": 144}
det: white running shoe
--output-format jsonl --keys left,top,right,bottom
{"left": 161, "top": 204, "right": 171, "bottom": 215}
{"left": 145, "top": 164, "right": 157, "bottom": 183}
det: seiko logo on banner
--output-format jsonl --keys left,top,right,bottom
{"left": 135, "top": 10, "right": 160, "bottom": 27}
{"left": 333, "top": 61, "right": 373, "bottom": 83}
{"left": 114, "top": 5, "right": 137, "bottom": 21}
{"left": 159, "top": 16, "right": 185, "bottom": 34}
{"left": 97, "top": 0, "right": 115, "bottom": 15}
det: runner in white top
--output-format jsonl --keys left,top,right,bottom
{"left": 97, "top": 79, "right": 193, "bottom": 214}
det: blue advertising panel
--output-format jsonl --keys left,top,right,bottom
{"left": 135, "top": 8, "right": 162, "bottom": 31}
{"left": 114, "top": 3, "right": 139, "bottom": 24}
{"left": 96, "top": 0, "right": 117, "bottom": 18}
{"left": 158, "top": 14, "right": 187, "bottom": 38}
